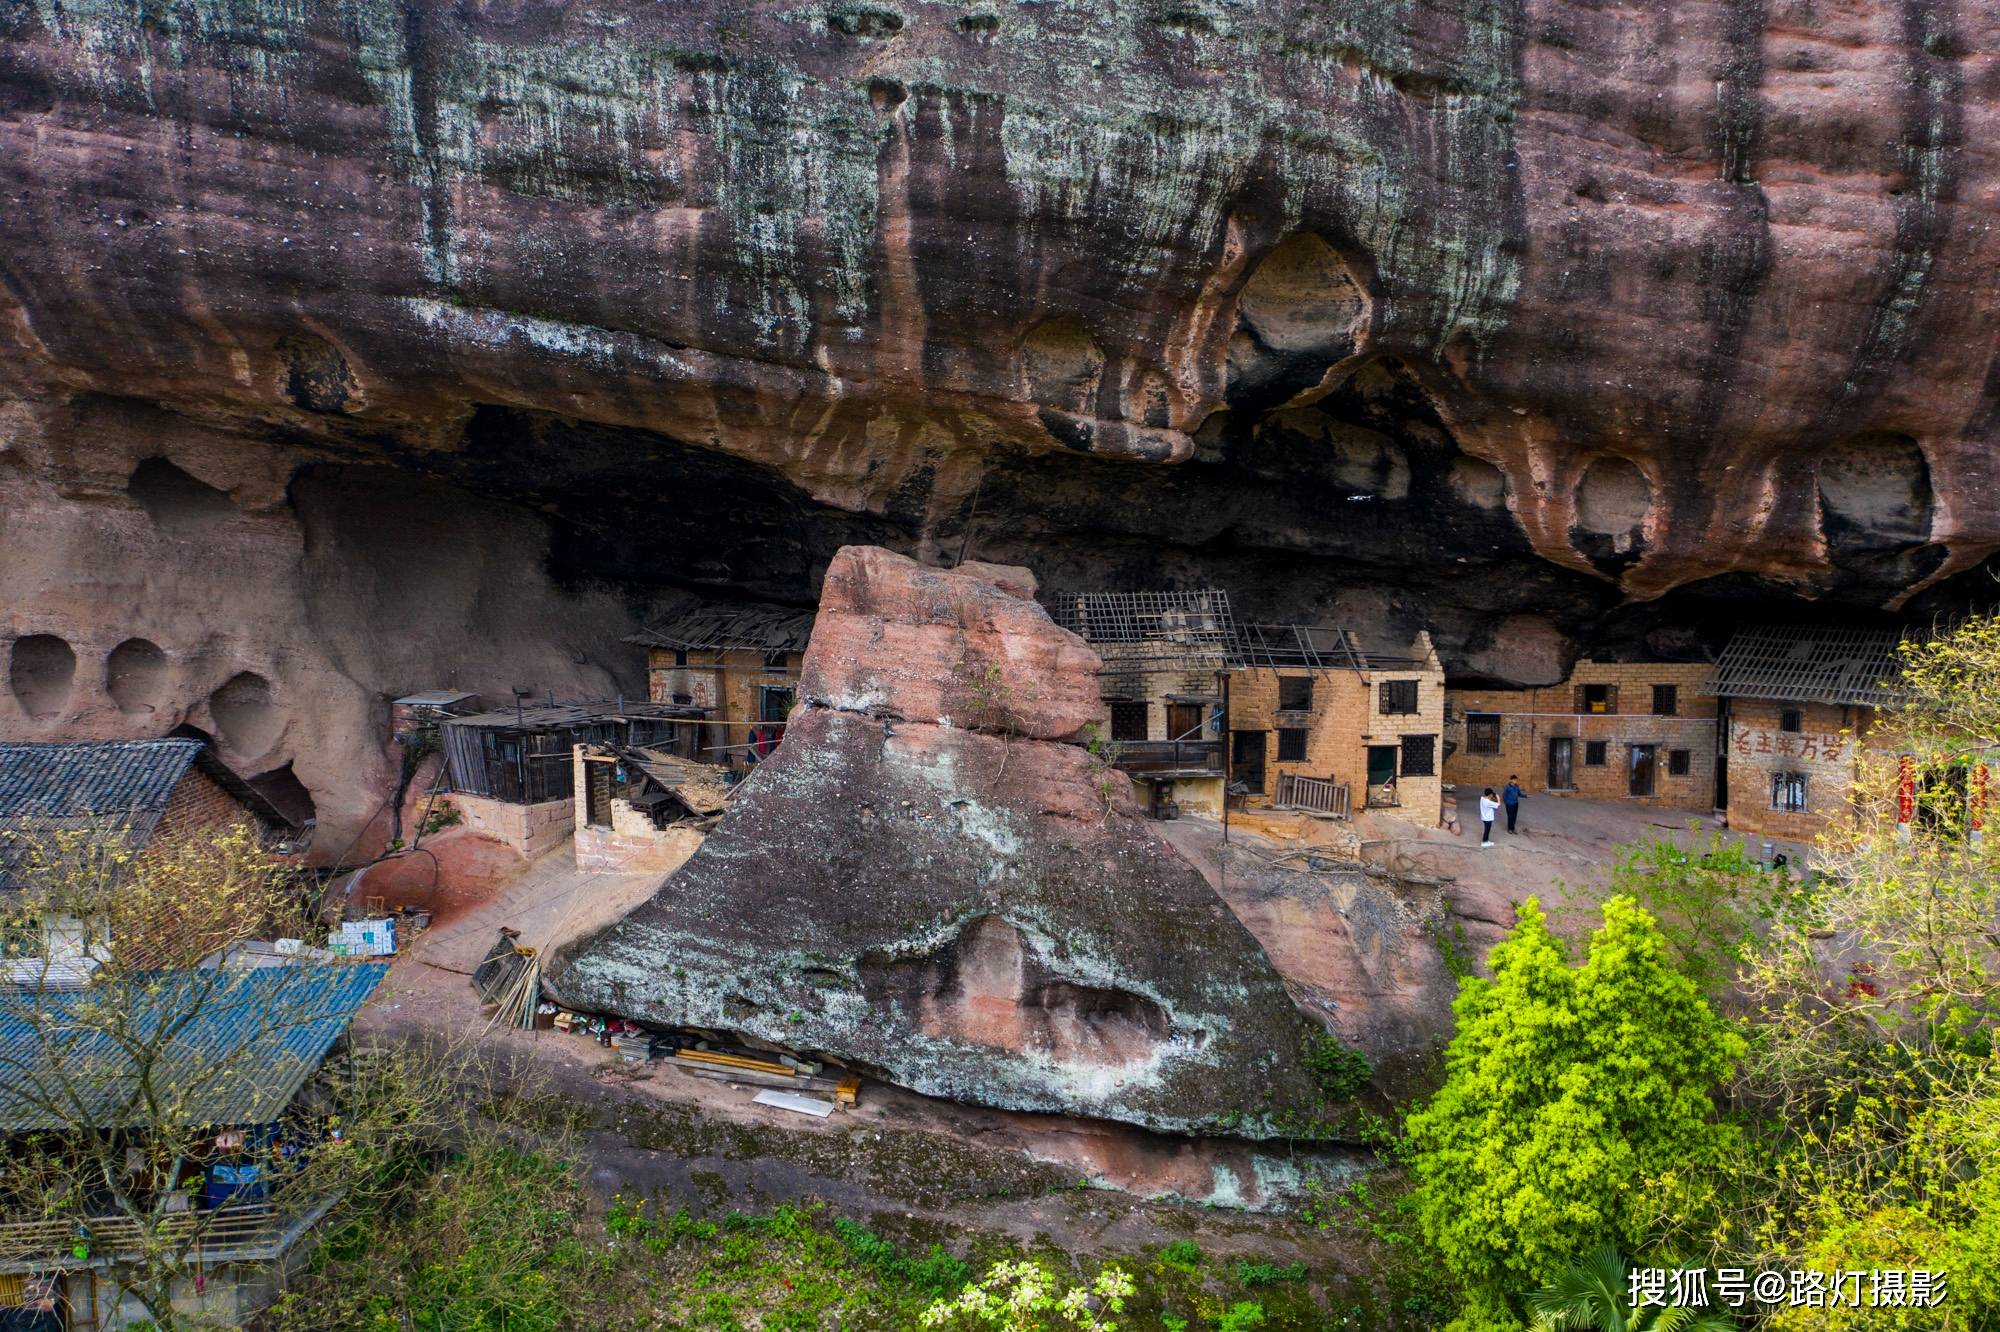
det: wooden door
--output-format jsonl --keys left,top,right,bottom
{"left": 1628, "top": 744, "right": 1657, "bottom": 797}
{"left": 1548, "top": 736, "right": 1574, "bottom": 790}
{"left": 1166, "top": 703, "right": 1203, "bottom": 742}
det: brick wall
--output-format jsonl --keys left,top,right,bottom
{"left": 453, "top": 792, "right": 574, "bottom": 858}
{"left": 1090, "top": 644, "right": 1228, "bottom": 743}
{"left": 1444, "top": 661, "right": 1718, "bottom": 810}
{"left": 575, "top": 822, "right": 704, "bottom": 875}
{"left": 648, "top": 646, "right": 800, "bottom": 764}
{"left": 1229, "top": 637, "right": 1446, "bottom": 826}
{"left": 1722, "top": 698, "right": 1872, "bottom": 840}
{"left": 151, "top": 766, "right": 257, "bottom": 845}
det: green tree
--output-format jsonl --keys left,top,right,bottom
{"left": 1403, "top": 897, "right": 1744, "bottom": 1296}
{"left": 1598, "top": 831, "right": 1794, "bottom": 996}
{"left": 1718, "top": 618, "right": 2000, "bottom": 1324}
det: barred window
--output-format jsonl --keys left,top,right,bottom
{"left": 1773, "top": 771, "right": 1808, "bottom": 812}
{"left": 1277, "top": 728, "right": 1309, "bottom": 761}
{"left": 1652, "top": 684, "right": 1678, "bottom": 716}
{"left": 1669, "top": 748, "right": 1691, "bottom": 776}
{"left": 1467, "top": 713, "right": 1501, "bottom": 755}
{"left": 1585, "top": 740, "right": 1608, "bottom": 766}
{"left": 1380, "top": 680, "right": 1419, "bottom": 715}
{"left": 1401, "top": 734, "right": 1437, "bottom": 777}
{"left": 1278, "top": 676, "right": 1314, "bottom": 711}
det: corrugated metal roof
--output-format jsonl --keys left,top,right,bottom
{"left": 442, "top": 700, "right": 706, "bottom": 731}
{"left": 1706, "top": 626, "right": 1909, "bottom": 707}
{"left": 0, "top": 740, "right": 201, "bottom": 820}
{"left": 0, "top": 963, "right": 387, "bottom": 1131}
{"left": 626, "top": 602, "right": 815, "bottom": 653}
{"left": 394, "top": 691, "right": 479, "bottom": 707}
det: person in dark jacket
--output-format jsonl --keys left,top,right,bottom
{"left": 1503, "top": 775, "right": 1523, "bottom": 833}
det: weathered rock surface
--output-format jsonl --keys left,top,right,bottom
{"left": 5, "top": 0, "right": 1999, "bottom": 820}
{"left": 550, "top": 550, "right": 1330, "bottom": 1135}
{"left": 801, "top": 547, "right": 1101, "bottom": 739}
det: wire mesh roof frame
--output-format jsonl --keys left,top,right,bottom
{"left": 1705, "top": 626, "right": 1909, "bottom": 707}
{"left": 1235, "top": 624, "right": 1373, "bottom": 673}
{"left": 1046, "top": 590, "right": 1235, "bottom": 644}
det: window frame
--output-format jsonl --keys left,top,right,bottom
{"left": 1578, "top": 683, "right": 1617, "bottom": 715}
{"left": 1780, "top": 708, "right": 1802, "bottom": 733}
{"left": 1466, "top": 712, "right": 1501, "bottom": 756}
{"left": 1277, "top": 676, "right": 1315, "bottom": 712}
{"left": 1652, "top": 683, "right": 1678, "bottom": 716}
{"left": 1584, "top": 740, "right": 1608, "bottom": 767}
{"left": 1108, "top": 699, "right": 1149, "bottom": 742}
{"left": 1276, "top": 727, "right": 1309, "bottom": 762}
{"left": 1772, "top": 770, "right": 1808, "bottom": 812}
{"left": 1379, "top": 679, "right": 1419, "bottom": 716}
{"left": 1400, "top": 733, "right": 1437, "bottom": 777}
{"left": 1668, "top": 748, "right": 1692, "bottom": 776}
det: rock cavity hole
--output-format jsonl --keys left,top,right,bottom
{"left": 9, "top": 635, "right": 76, "bottom": 718}
{"left": 209, "top": 670, "right": 281, "bottom": 755}
{"left": 1574, "top": 456, "right": 1652, "bottom": 535}
{"left": 105, "top": 637, "right": 169, "bottom": 714}
{"left": 129, "top": 457, "right": 237, "bottom": 536}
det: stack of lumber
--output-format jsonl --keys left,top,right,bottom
{"left": 667, "top": 1045, "right": 860, "bottom": 1106}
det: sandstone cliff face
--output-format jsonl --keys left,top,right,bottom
{"left": 549, "top": 549, "right": 1333, "bottom": 1135}
{"left": 3, "top": 0, "right": 1996, "bottom": 826}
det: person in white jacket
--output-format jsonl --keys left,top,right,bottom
{"left": 1478, "top": 788, "right": 1499, "bottom": 847}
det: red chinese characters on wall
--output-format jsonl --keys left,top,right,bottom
{"left": 1731, "top": 724, "right": 1845, "bottom": 764}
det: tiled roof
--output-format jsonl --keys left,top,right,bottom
{"left": 625, "top": 602, "right": 815, "bottom": 654}
{"left": 0, "top": 739, "right": 202, "bottom": 821}
{"left": 0, "top": 963, "right": 387, "bottom": 1131}
{"left": 1706, "top": 626, "right": 1909, "bottom": 707}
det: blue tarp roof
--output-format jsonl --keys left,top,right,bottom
{"left": 0, "top": 963, "right": 387, "bottom": 1132}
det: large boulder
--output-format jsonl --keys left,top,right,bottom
{"left": 549, "top": 549, "right": 1331, "bottom": 1136}
{"left": 799, "top": 548, "right": 1102, "bottom": 739}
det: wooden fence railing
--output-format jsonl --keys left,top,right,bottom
{"left": 1274, "top": 773, "right": 1351, "bottom": 819}
{"left": 0, "top": 1196, "right": 331, "bottom": 1272}
{"left": 1112, "top": 740, "right": 1223, "bottom": 774}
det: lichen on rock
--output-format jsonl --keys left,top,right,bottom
{"left": 547, "top": 547, "right": 1330, "bottom": 1136}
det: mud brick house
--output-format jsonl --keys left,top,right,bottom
{"left": 438, "top": 702, "right": 704, "bottom": 857}
{"left": 1445, "top": 661, "right": 1720, "bottom": 810}
{"left": 1705, "top": 626, "right": 1908, "bottom": 841}
{"left": 1047, "top": 590, "right": 1232, "bottom": 818}
{"left": 1231, "top": 625, "right": 1446, "bottom": 824}
{"left": 626, "top": 602, "right": 815, "bottom": 768}
{"left": 571, "top": 743, "right": 727, "bottom": 874}
{"left": 0, "top": 738, "right": 309, "bottom": 971}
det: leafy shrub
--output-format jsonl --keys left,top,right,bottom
{"left": 1234, "top": 1261, "right": 1306, "bottom": 1288}
{"left": 1403, "top": 897, "right": 1744, "bottom": 1293}
{"left": 1303, "top": 1031, "right": 1372, "bottom": 1100}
